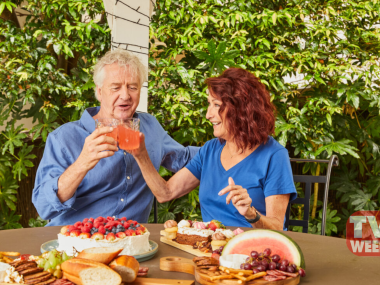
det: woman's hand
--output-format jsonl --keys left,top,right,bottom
{"left": 218, "top": 177, "right": 252, "bottom": 217}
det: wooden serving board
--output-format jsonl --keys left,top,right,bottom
{"left": 160, "top": 256, "right": 300, "bottom": 285}
{"left": 160, "top": 235, "right": 212, "bottom": 257}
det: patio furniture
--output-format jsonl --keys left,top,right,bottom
{"left": 285, "top": 155, "right": 339, "bottom": 235}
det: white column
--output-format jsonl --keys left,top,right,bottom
{"left": 103, "top": 0, "right": 156, "bottom": 112}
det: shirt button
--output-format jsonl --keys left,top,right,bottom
{"left": 127, "top": 176, "right": 130, "bottom": 180}
{"left": 121, "top": 198, "right": 124, "bottom": 202}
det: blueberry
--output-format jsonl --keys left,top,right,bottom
{"left": 93, "top": 228, "right": 98, "bottom": 233}
{"left": 120, "top": 227, "right": 125, "bottom": 231}
{"left": 91, "top": 227, "right": 96, "bottom": 231}
{"left": 105, "top": 230, "right": 110, "bottom": 235}
{"left": 136, "top": 224, "right": 140, "bottom": 227}
{"left": 117, "top": 224, "right": 122, "bottom": 229}
{"left": 112, "top": 227, "right": 117, "bottom": 234}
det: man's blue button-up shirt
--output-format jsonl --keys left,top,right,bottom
{"left": 32, "top": 107, "right": 199, "bottom": 226}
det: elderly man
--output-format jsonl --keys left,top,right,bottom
{"left": 32, "top": 49, "right": 198, "bottom": 226}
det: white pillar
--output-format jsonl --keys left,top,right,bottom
{"left": 103, "top": 0, "right": 156, "bottom": 113}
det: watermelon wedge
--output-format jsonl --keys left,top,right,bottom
{"left": 222, "top": 229, "right": 305, "bottom": 268}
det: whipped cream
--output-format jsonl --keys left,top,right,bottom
{"left": 178, "top": 220, "right": 191, "bottom": 228}
{"left": 178, "top": 227, "right": 214, "bottom": 237}
{"left": 216, "top": 229, "right": 235, "bottom": 239}
{"left": 57, "top": 231, "right": 151, "bottom": 256}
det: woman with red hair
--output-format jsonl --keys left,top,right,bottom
{"left": 132, "top": 68, "right": 296, "bottom": 230}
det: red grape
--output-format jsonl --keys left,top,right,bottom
{"left": 279, "top": 264, "right": 287, "bottom": 271}
{"left": 261, "top": 260, "right": 269, "bottom": 270}
{"left": 280, "top": 259, "right": 289, "bottom": 267}
{"left": 269, "top": 262, "right": 277, "bottom": 270}
{"left": 257, "top": 265, "right": 266, "bottom": 272}
{"left": 291, "top": 264, "right": 297, "bottom": 270}
{"left": 276, "top": 263, "right": 281, "bottom": 270}
{"left": 287, "top": 266, "right": 295, "bottom": 273}
{"left": 299, "top": 268, "right": 306, "bottom": 277}
{"left": 244, "top": 263, "right": 252, "bottom": 270}
{"left": 250, "top": 251, "right": 259, "bottom": 259}
{"left": 252, "top": 268, "right": 260, "bottom": 274}
{"left": 240, "top": 263, "right": 245, "bottom": 269}
{"left": 251, "top": 260, "right": 259, "bottom": 267}
{"left": 219, "top": 246, "right": 224, "bottom": 251}
{"left": 245, "top": 257, "right": 252, "bottom": 263}
{"left": 212, "top": 250, "right": 219, "bottom": 254}
{"left": 271, "top": 254, "right": 280, "bottom": 263}
{"left": 263, "top": 248, "right": 271, "bottom": 257}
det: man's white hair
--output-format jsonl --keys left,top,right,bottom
{"left": 93, "top": 49, "right": 148, "bottom": 100}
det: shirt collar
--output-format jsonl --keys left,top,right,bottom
{"left": 80, "top": 106, "right": 140, "bottom": 134}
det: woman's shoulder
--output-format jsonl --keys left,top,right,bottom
{"left": 260, "top": 136, "right": 289, "bottom": 157}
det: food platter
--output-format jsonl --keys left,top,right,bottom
{"left": 40, "top": 240, "right": 159, "bottom": 262}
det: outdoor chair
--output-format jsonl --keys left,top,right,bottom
{"left": 152, "top": 155, "right": 339, "bottom": 237}
{"left": 285, "top": 155, "right": 339, "bottom": 235}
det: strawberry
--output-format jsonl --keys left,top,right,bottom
{"left": 68, "top": 225, "right": 77, "bottom": 232}
{"left": 74, "top": 221, "right": 83, "bottom": 228}
{"left": 64, "top": 232, "right": 70, "bottom": 236}
{"left": 188, "top": 220, "right": 193, "bottom": 227}
{"left": 70, "top": 230, "right": 81, "bottom": 237}
{"left": 135, "top": 229, "right": 143, "bottom": 235}
{"left": 83, "top": 218, "right": 89, "bottom": 223}
{"left": 106, "top": 233, "right": 116, "bottom": 241}
{"left": 136, "top": 227, "right": 145, "bottom": 233}
{"left": 208, "top": 220, "right": 225, "bottom": 231}
{"left": 211, "top": 253, "right": 220, "bottom": 262}
{"left": 208, "top": 223, "right": 217, "bottom": 231}
{"left": 91, "top": 233, "right": 104, "bottom": 240}
{"left": 98, "top": 226, "right": 106, "bottom": 235}
{"left": 125, "top": 229, "right": 136, "bottom": 236}
{"left": 81, "top": 226, "right": 91, "bottom": 233}
{"left": 123, "top": 222, "right": 130, "bottom": 229}
{"left": 120, "top": 217, "right": 127, "bottom": 221}
{"left": 89, "top": 217, "right": 94, "bottom": 223}
{"left": 116, "top": 232, "right": 126, "bottom": 238}
{"left": 60, "top": 226, "right": 69, "bottom": 234}
{"left": 79, "top": 232, "right": 91, "bottom": 239}
{"left": 107, "top": 216, "right": 115, "bottom": 221}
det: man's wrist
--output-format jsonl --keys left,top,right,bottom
{"left": 245, "top": 206, "right": 257, "bottom": 220}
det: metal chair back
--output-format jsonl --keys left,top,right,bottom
{"left": 285, "top": 155, "right": 339, "bottom": 235}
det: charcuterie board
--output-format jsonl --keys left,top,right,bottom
{"left": 160, "top": 256, "right": 300, "bottom": 285}
{"left": 160, "top": 234, "right": 212, "bottom": 257}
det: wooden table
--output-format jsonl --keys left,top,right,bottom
{"left": 0, "top": 224, "right": 378, "bottom": 284}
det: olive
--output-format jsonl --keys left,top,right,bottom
{"left": 54, "top": 269, "right": 63, "bottom": 279}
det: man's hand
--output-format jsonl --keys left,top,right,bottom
{"left": 77, "top": 127, "right": 118, "bottom": 171}
{"left": 127, "top": 132, "right": 148, "bottom": 158}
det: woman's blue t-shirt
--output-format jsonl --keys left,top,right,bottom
{"left": 185, "top": 137, "right": 297, "bottom": 230}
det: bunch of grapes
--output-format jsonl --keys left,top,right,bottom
{"left": 212, "top": 245, "right": 225, "bottom": 255}
{"left": 37, "top": 250, "right": 73, "bottom": 279}
{"left": 240, "top": 248, "right": 306, "bottom": 277}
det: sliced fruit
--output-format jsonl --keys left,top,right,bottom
{"left": 70, "top": 230, "right": 81, "bottom": 237}
{"left": 79, "top": 233, "right": 91, "bottom": 239}
{"left": 222, "top": 229, "right": 305, "bottom": 269}
{"left": 106, "top": 233, "right": 116, "bottom": 241}
{"left": 60, "top": 226, "right": 69, "bottom": 234}
{"left": 165, "top": 226, "right": 178, "bottom": 233}
{"left": 116, "top": 232, "right": 126, "bottom": 238}
{"left": 91, "top": 233, "right": 104, "bottom": 240}
{"left": 125, "top": 229, "right": 136, "bottom": 236}
{"left": 135, "top": 229, "right": 143, "bottom": 235}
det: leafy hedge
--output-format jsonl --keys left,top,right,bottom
{"left": 1, "top": 0, "right": 379, "bottom": 236}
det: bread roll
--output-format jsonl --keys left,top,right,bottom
{"left": 109, "top": 255, "right": 139, "bottom": 283}
{"left": 77, "top": 247, "right": 123, "bottom": 265}
{"left": 61, "top": 258, "right": 122, "bottom": 285}
{"left": 63, "top": 271, "right": 83, "bottom": 285}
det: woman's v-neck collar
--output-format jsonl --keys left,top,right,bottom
{"left": 218, "top": 141, "right": 262, "bottom": 172}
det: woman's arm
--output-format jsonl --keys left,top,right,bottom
{"left": 132, "top": 134, "right": 200, "bottom": 203}
{"left": 244, "top": 194, "right": 290, "bottom": 230}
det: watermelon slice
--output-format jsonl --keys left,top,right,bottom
{"left": 222, "top": 229, "right": 305, "bottom": 268}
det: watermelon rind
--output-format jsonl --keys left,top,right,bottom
{"left": 222, "top": 229, "right": 305, "bottom": 269}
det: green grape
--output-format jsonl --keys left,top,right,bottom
{"left": 49, "top": 255, "right": 57, "bottom": 269}
{"left": 56, "top": 255, "right": 62, "bottom": 265}
{"left": 44, "top": 260, "right": 51, "bottom": 271}
{"left": 38, "top": 259, "right": 46, "bottom": 268}
{"left": 51, "top": 249, "right": 58, "bottom": 255}
{"left": 62, "top": 251, "right": 69, "bottom": 262}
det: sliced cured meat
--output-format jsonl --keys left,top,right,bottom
{"left": 266, "top": 270, "right": 286, "bottom": 276}
{"left": 275, "top": 270, "right": 299, "bottom": 278}
{"left": 263, "top": 275, "right": 287, "bottom": 281}
{"left": 138, "top": 267, "right": 149, "bottom": 273}
{"left": 50, "top": 279, "right": 75, "bottom": 285}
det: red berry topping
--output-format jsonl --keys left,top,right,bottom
{"left": 79, "top": 232, "right": 91, "bottom": 239}
{"left": 135, "top": 229, "right": 143, "bottom": 236}
{"left": 83, "top": 218, "right": 89, "bottom": 223}
{"left": 125, "top": 229, "right": 136, "bottom": 236}
{"left": 68, "top": 225, "right": 77, "bottom": 232}
{"left": 120, "top": 217, "right": 127, "bottom": 221}
{"left": 107, "top": 216, "right": 114, "bottom": 221}
{"left": 74, "top": 221, "right": 83, "bottom": 228}
{"left": 132, "top": 221, "right": 138, "bottom": 226}
{"left": 123, "top": 222, "right": 130, "bottom": 229}
{"left": 81, "top": 226, "right": 91, "bottom": 233}
{"left": 98, "top": 226, "right": 106, "bottom": 235}
{"left": 106, "top": 233, "right": 116, "bottom": 241}
{"left": 136, "top": 227, "right": 145, "bottom": 233}
{"left": 89, "top": 217, "right": 94, "bottom": 222}
{"left": 84, "top": 222, "right": 93, "bottom": 228}
{"left": 116, "top": 232, "right": 126, "bottom": 238}
{"left": 70, "top": 230, "right": 81, "bottom": 237}
{"left": 91, "top": 233, "right": 104, "bottom": 240}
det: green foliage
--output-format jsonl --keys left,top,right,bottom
{"left": 28, "top": 216, "right": 48, "bottom": 228}
{"left": 0, "top": 0, "right": 110, "bottom": 228}
{"left": 150, "top": 0, "right": 380, "bottom": 234}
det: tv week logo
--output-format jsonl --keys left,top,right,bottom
{"left": 346, "top": 211, "right": 380, "bottom": 256}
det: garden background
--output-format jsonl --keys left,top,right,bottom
{"left": 1, "top": 0, "right": 380, "bottom": 237}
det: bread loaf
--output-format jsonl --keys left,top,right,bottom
{"left": 109, "top": 255, "right": 140, "bottom": 283}
{"left": 61, "top": 258, "right": 122, "bottom": 285}
{"left": 76, "top": 247, "right": 123, "bottom": 265}
{"left": 63, "top": 271, "right": 83, "bottom": 285}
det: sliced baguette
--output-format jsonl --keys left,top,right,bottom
{"left": 61, "top": 258, "right": 122, "bottom": 285}
{"left": 77, "top": 247, "right": 123, "bottom": 265}
{"left": 109, "top": 255, "right": 139, "bottom": 283}
{"left": 63, "top": 271, "right": 83, "bottom": 285}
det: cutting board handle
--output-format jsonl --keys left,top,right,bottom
{"left": 160, "top": 256, "right": 195, "bottom": 276}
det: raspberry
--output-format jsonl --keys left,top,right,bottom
{"left": 107, "top": 216, "right": 114, "bottom": 221}
{"left": 81, "top": 227, "right": 91, "bottom": 233}
{"left": 132, "top": 221, "right": 138, "bottom": 226}
{"left": 89, "top": 217, "right": 94, "bottom": 222}
{"left": 83, "top": 218, "right": 89, "bottom": 223}
{"left": 105, "top": 224, "right": 113, "bottom": 230}
{"left": 74, "top": 221, "right": 83, "bottom": 228}
{"left": 98, "top": 226, "right": 106, "bottom": 235}
{"left": 120, "top": 217, "right": 127, "bottom": 221}
{"left": 123, "top": 222, "right": 130, "bottom": 229}
{"left": 85, "top": 222, "right": 93, "bottom": 228}
{"left": 93, "top": 223, "right": 101, "bottom": 229}
{"left": 68, "top": 225, "right": 77, "bottom": 232}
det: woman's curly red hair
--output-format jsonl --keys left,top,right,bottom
{"left": 206, "top": 68, "right": 276, "bottom": 151}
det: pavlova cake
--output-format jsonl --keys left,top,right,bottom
{"left": 58, "top": 216, "right": 150, "bottom": 256}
